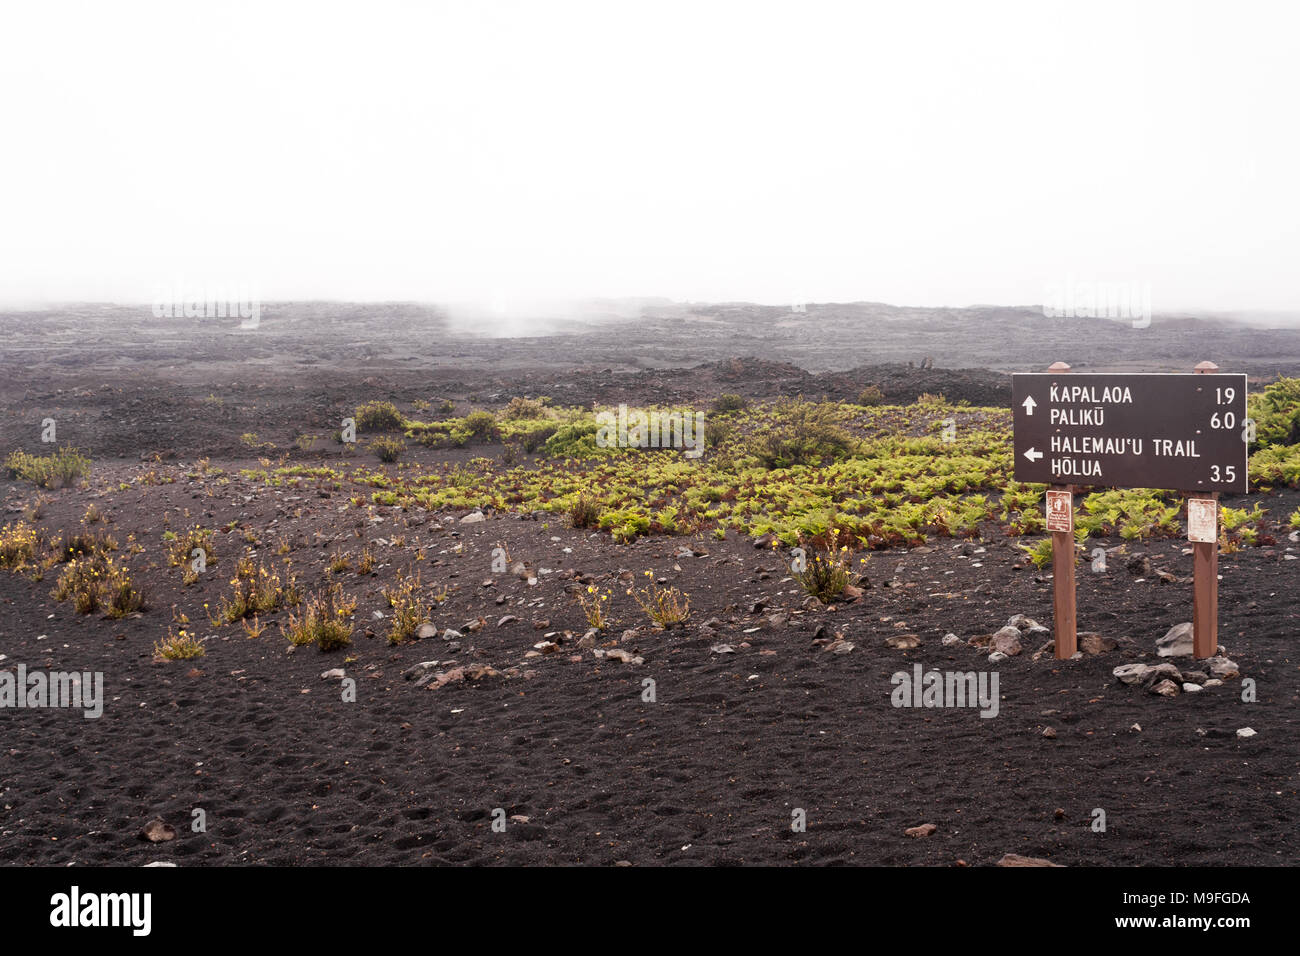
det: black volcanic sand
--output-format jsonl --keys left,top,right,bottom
{"left": 1, "top": 451, "right": 1297, "bottom": 866}
{"left": 1, "top": 320, "right": 1298, "bottom": 866}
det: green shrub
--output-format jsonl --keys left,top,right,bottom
{"left": 462, "top": 410, "right": 499, "bottom": 441}
{"left": 1019, "top": 538, "right": 1054, "bottom": 568}
{"left": 355, "top": 401, "right": 405, "bottom": 432}
{"left": 1250, "top": 444, "right": 1300, "bottom": 487}
{"left": 712, "top": 393, "right": 747, "bottom": 413}
{"left": 1248, "top": 376, "right": 1300, "bottom": 449}
{"left": 543, "top": 420, "right": 604, "bottom": 458}
{"left": 501, "top": 396, "right": 548, "bottom": 420}
{"left": 504, "top": 419, "right": 559, "bottom": 452}
{"left": 857, "top": 386, "right": 885, "bottom": 406}
{"left": 371, "top": 435, "right": 405, "bottom": 462}
{"left": 570, "top": 495, "right": 600, "bottom": 528}
{"left": 749, "top": 401, "right": 856, "bottom": 469}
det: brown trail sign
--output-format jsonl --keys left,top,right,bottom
{"left": 1012, "top": 372, "right": 1248, "bottom": 492}
{"left": 1011, "top": 364, "right": 1246, "bottom": 659}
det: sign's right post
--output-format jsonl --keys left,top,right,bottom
{"left": 1191, "top": 361, "right": 1220, "bottom": 658}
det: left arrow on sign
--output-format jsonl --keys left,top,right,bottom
{"left": 1023, "top": 447, "right": 1043, "bottom": 462}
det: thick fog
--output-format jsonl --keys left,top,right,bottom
{"left": 1, "top": 0, "right": 1297, "bottom": 314}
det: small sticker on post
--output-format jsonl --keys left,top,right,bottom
{"left": 1187, "top": 498, "right": 1217, "bottom": 544}
{"left": 1045, "top": 489, "right": 1073, "bottom": 533}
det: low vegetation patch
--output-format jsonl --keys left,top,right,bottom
{"left": 212, "top": 556, "right": 298, "bottom": 624}
{"left": 4, "top": 446, "right": 91, "bottom": 488}
{"left": 383, "top": 573, "right": 434, "bottom": 644}
{"left": 794, "top": 546, "right": 853, "bottom": 601}
{"left": 628, "top": 573, "right": 690, "bottom": 627}
{"left": 153, "top": 626, "right": 205, "bottom": 661}
{"left": 283, "top": 583, "right": 356, "bottom": 651}
{"left": 0, "top": 521, "right": 40, "bottom": 570}
{"left": 52, "top": 554, "right": 145, "bottom": 617}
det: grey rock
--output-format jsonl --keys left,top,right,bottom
{"left": 1206, "top": 656, "right": 1240, "bottom": 679}
{"left": 1150, "top": 678, "right": 1180, "bottom": 697}
{"left": 595, "top": 648, "right": 644, "bottom": 665}
{"left": 1145, "top": 662, "right": 1184, "bottom": 686}
{"left": 1156, "top": 622, "right": 1194, "bottom": 658}
{"left": 1113, "top": 663, "right": 1153, "bottom": 685}
{"left": 1078, "top": 632, "right": 1117, "bottom": 655}
{"left": 991, "top": 625, "right": 1023, "bottom": 656}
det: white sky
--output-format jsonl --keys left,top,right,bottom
{"left": 1, "top": 0, "right": 1297, "bottom": 312}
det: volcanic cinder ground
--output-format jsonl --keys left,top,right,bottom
{"left": 0, "top": 302, "right": 1296, "bottom": 866}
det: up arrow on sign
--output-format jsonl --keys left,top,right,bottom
{"left": 1023, "top": 447, "right": 1043, "bottom": 462}
{"left": 1021, "top": 395, "right": 1037, "bottom": 415}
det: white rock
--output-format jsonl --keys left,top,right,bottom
{"left": 1181, "top": 682, "right": 1203, "bottom": 693}
{"left": 1237, "top": 727, "right": 1257, "bottom": 738}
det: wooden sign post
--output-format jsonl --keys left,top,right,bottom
{"left": 1012, "top": 362, "right": 1245, "bottom": 661}
{"left": 1190, "top": 361, "right": 1220, "bottom": 658}
{"left": 1046, "top": 362, "right": 1076, "bottom": 659}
